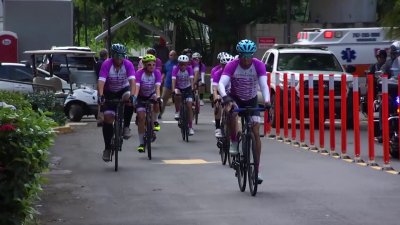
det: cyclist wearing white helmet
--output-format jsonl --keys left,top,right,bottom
{"left": 172, "top": 54, "right": 195, "bottom": 135}
{"left": 210, "top": 52, "right": 229, "bottom": 96}
{"left": 212, "top": 53, "right": 234, "bottom": 137}
{"left": 98, "top": 43, "right": 136, "bottom": 162}
{"left": 382, "top": 41, "right": 400, "bottom": 78}
{"left": 218, "top": 39, "right": 270, "bottom": 184}
{"left": 192, "top": 52, "right": 207, "bottom": 106}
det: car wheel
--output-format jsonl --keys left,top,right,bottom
{"left": 68, "top": 103, "right": 84, "bottom": 122}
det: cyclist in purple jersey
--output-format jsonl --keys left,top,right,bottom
{"left": 212, "top": 54, "right": 234, "bottom": 137}
{"left": 137, "top": 48, "right": 163, "bottom": 71}
{"left": 218, "top": 39, "right": 270, "bottom": 183}
{"left": 98, "top": 43, "right": 136, "bottom": 162}
{"left": 192, "top": 52, "right": 207, "bottom": 106}
{"left": 172, "top": 55, "right": 195, "bottom": 135}
{"left": 210, "top": 52, "right": 229, "bottom": 96}
{"left": 133, "top": 54, "right": 162, "bottom": 152}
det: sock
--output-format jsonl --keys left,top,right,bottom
{"left": 139, "top": 133, "right": 144, "bottom": 145}
{"left": 124, "top": 105, "right": 134, "bottom": 128}
{"left": 215, "top": 119, "right": 221, "bottom": 129}
{"left": 153, "top": 113, "right": 159, "bottom": 123}
{"left": 230, "top": 131, "right": 237, "bottom": 142}
{"left": 103, "top": 123, "right": 113, "bottom": 149}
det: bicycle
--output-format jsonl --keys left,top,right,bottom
{"left": 175, "top": 91, "right": 191, "bottom": 142}
{"left": 193, "top": 88, "right": 200, "bottom": 125}
{"left": 140, "top": 99, "right": 158, "bottom": 160}
{"left": 216, "top": 100, "right": 232, "bottom": 167}
{"left": 105, "top": 99, "right": 126, "bottom": 172}
{"left": 232, "top": 107, "right": 266, "bottom": 196}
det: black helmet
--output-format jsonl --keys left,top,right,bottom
{"left": 146, "top": 48, "right": 157, "bottom": 55}
{"left": 111, "top": 43, "right": 127, "bottom": 56}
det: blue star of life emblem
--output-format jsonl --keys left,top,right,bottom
{"left": 341, "top": 48, "right": 356, "bottom": 63}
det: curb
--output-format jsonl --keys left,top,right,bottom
{"left": 52, "top": 124, "right": 73, "bottom": 134}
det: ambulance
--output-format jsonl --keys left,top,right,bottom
{"left": 294, "top": 27, "right": 394, "bottom": 94}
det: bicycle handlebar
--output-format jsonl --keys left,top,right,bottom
{"left": 233, "top": 107, "right": 266, "bottom": 113}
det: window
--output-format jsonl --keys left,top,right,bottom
{"left": 277, "top": 53, "right": 343, "bottom": 72}
{"left": 8, "top": 66, "right": 33, "bottom": 82}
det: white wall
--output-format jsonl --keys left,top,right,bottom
{"left": 309, "top": 0, "right": 377, "bottom": 23}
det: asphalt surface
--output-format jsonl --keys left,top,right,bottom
{"left": 38, "top": 104, "right": 400, "bottom": 225}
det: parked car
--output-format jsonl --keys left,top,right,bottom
{"left": 0, "top": 62, "right": 34, "bottom": 93}
{"left": 260, "top": 44, "right": 355, "bottom": 128}
{"left": 39, "top": 46, "right": 96, "bottom": 82}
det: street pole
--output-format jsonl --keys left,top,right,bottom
{"left": 286, "top": 0, "right": 291, "bottom": 44}
{"left": 84, "top": 0, "right": 88, "bottom": 46}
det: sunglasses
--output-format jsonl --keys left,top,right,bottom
{"left": 239, "top": 53, "right": 253, "bottom": 59}
{"left": 113, "top": 54, "right": 125, "bottom": 59}
{"left": 146, "top": 63, "right": 156, "bottom": 67}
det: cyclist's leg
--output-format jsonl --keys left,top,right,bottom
{"left": 184, "top": 88, "right": 194, "bottom": 129}
{"left": 227, "top": 96, "right": 240, "bottom": 154}
{"left": 121, "top": 88, "right": 134, "bottom": 138}
{"left": 136, "top": 100, "right": 146, "bottom": 152}
{"left": 101, "top": 93, "right": 116, "bottom": 161}
{"left": 214, "top": 100, "right": 222, "bottom": 137}
{"left": 174, "top": 93, "right": 182, "bottom": 119}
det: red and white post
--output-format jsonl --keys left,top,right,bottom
{"left": 275, "top": 73, "right": 283, "bottom": 141}
{"left": 353, "top": 74, "right": 363, "bottom": 163}
{"left": 367, "top": 74, "right": 378, "bottom": 166}
{"left": 329, "top": 74, "right": 338, "bottom": 156}
{"left": 291, "top": 73, "right": 299, "bottom": 146}
{"left": 340, "top": 73, "right": 350, "bottom": 159}
{"left": 319, "top": 74, "right": 327, "bottom": 153}
{"left": 283, "top": 73, "right": 290, "bottom": 142}
{"left": 308, "top": 74, "right": 317, "bottom": 151}
{"left": 264, "top": 72, "right": 271, "bottom": 137}
{"left": 381, "top": 74, "right": 394, "bottom": 170}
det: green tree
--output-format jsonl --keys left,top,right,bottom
{"left": 378, "top": 0, "right": 400, "bottom": 38}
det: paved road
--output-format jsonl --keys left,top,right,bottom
{"left": 38, "top": 104, "right": 400, "bottom": 225}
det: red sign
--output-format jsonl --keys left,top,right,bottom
{"left": 258, "top": 37, "right": 275, "bottom": 49}
{"left": 0, "top": 31, "right": 18, "bottom": 63}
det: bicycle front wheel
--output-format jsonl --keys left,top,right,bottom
{"left": 194, "top": 96, "right": 200, "bottom": 125}
{"left": 146, "top": 113, "right": 152, "bottom": 160}
{"left": 248, "top": 132, "right": 258, "bottom": 196}
{"left": 236, "top": 133, "right": 247, "bottom": 192}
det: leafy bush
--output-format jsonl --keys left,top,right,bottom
{"left": 0, "top": 91, "right": 31, "bottom": 110}
{"left": 27, "top": 92, "right": 66, "bottom": 126}
{"left": 0, "top": 92, "right": 56, "bottom": 225}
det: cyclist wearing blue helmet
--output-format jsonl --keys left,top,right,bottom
{"left": 218, "top": 39, "right": 270, "bottom": 184}
{"left": 98, "top": 43, "right": 137, "bottom": 162}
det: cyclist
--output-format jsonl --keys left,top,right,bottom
{"left": 98, "top": 43, "right": 136, "bottom": 162}
{"left": 182, "top": 48, "right": 192, "bottom": 59}
{"left": 172, "top": 55, "right": 195, "bottom": 135}
{"left": 192, "top": 52, "right": 207, "bottom": 106}
{"left": 210, "top": 52, "right": 229, "bottom": 101}
{"left": 212, "top": 53, "right": 234, "bottom": 137}
{"left": 133, "top": 54, "right": 162, "bottom": 152}
{"left": 218, "top": 39, "right": 270, "bottom": 183}
{"left": 137, "top": 48, "right": 163, "bottom": 71}
{"left": 159, "top": 50, "right": 178, "bottom": 119}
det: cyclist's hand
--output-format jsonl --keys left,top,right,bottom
{"left": 130, "top": 95, "right": 137, "bottom": 104}
{"left": 264, "top": 102, "right": 271, "bottom": 110}
{"left": 213, "top": 95, "right": 221, "bottom": 104}
{"left": 98, "top": 95, "right": 105, "bottom": 105}
{"left": 174, "top": 89, "right": 181, "bottom": 95}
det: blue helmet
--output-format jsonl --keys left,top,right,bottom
{"left": 111, "top": 43, "right": 127, "bottom": 55}
{"left": 236, "top": 39, "right": 257, "bottom": 54}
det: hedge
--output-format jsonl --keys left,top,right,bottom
{"left": 0, "top": 91, "right": 57, "bottom": 225}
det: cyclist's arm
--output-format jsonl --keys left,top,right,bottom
{"left": 193, "top": 65, "right": 200, "bottom": 86}
{"left": 218, "top": 75, "right": 230, "bottom": 97}
{"left": 155, "top": 70, "right": 162, "bottom": 98}
{"left": 200, "top": 63, "right": 206, "bottom": 83}
{"left": 98, "top": 80, "right": 105, "bottom": 96}
{"left": 188, "top": 67, "right": 195, "bottom": 90}
{"left": 125, "top": 60, "right": 137, "bottom": 97}
{"left": 97, "top": 60, "right": 111, "bottom": 96}
{"left": 171, "top": 66, "right": 177, "bottom": 93}
{"left": 258, "top": 76, "right": 270, "bottom": 102}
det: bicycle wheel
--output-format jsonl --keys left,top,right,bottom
{"left": 146, "top": 111, "right": 152, "bottom": 160}
{"left": 194, "top": 95, "right": 200, "bottom": 125}
{"left": 236, "top": 133, "right": 247, "bottom": 192}
{"left": 180, "top": 104, "right": 186, "bottom": 141}
{"left": 114, "top": 124, "right": 120, "bottom": 172}
{"left": 248, "top": 132, "right": 258, "bottom": 196}
{"left": 219, "top": 141, "right": 227, "bottom": 165}
{"left": 221, "top": 112, "right": 231, "bottom": 167}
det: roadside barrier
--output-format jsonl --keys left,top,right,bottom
{"left": 265, "top": 72, "right": 399, "bottom": 174}
{"left": 264, "top": 72, "right": 272, "bottom": 137}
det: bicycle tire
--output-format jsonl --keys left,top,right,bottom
{"left": 219, "top": 142, "right": 227, "bottom": 165}
{"left": 179, "top": 104, "right": 186, "bottom": 141}
{"left": 248, "top": 132, "right": 258, "bottom": 196}
{"left": 195, "top": 95, "right": 200, "bottom": 125}
{"left": 222, "top": 111, "right": 231, "bottom": 167}
{"left": 237, "top": 133, "right": 247, "bottom": 192}
{"left": 146, "top": 110, "right": 152, "bottom": 160}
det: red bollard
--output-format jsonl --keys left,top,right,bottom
{"left": 340, "top": 73, "right": 349, "bottom": 159}
{"left": 398, "top": 74, "right": 400, "bottom": 160}
{"left": 299, "top": 73, "right": 307, "bottom": 147}
{"left": 309, "top": 74, "right": 317, "bottom": 150}
{"left": 329, "top": 74, "right": 338, "bottom": 156}
{"left": 353, "top": 74, "right": 363, "bottom": 163}
{"left": 275, "top": 73, "right": 282, "bottom": 140}
{"left": 381, "top": 74, "right": 393, "bottom": 170}
{"left": 367, "top": 74, "right": 377, "bottom": 166}
{"left": 283, "top": 73, "right": 290, "bottom": 142}
{"left": 291, "top": 73, "right": 299, "bottom": 146}
{"left": 264, "top": 72, "right": 271, "bottom": 137}
{"left": 319, "top": 74, "right": 326, "bottom": 152}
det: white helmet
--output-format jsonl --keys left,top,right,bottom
{"left": 217, "top": 51, "right": 228, "bottom": 60}
{"left": 177, "top": 55, "right": 190, "bottom": 63}
{"left": 234, "top": 55, "right": 239, "bottom": 59}
{"left": 220, "top": 54, "right": 234, "bottom": 64}
{"left": 192, "top": 52, "right": 202, "bottom": 59}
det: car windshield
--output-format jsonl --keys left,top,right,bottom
{"left": 277, "top": 53, "right": 343, "bottom": 72}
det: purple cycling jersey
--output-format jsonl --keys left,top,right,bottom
{"left": 211, "top": 64, "right": 221, "bottom": 75}
{"left": 212, "top": 67, "right": 223, "bottom": 85}
{"left": 222, "top": 58, "right": 266, "bottom": 101}
{"left": 172, "top": 65, "right": 194, "bottom": 89}
{"left": 99, "top": 59, "right": 136, "bottom": 93}
{"left": 137, "top": 58, "right": 163, "bottom": 71}
{"left": 135, "top": 69, "right": 162, "bottom": 97}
